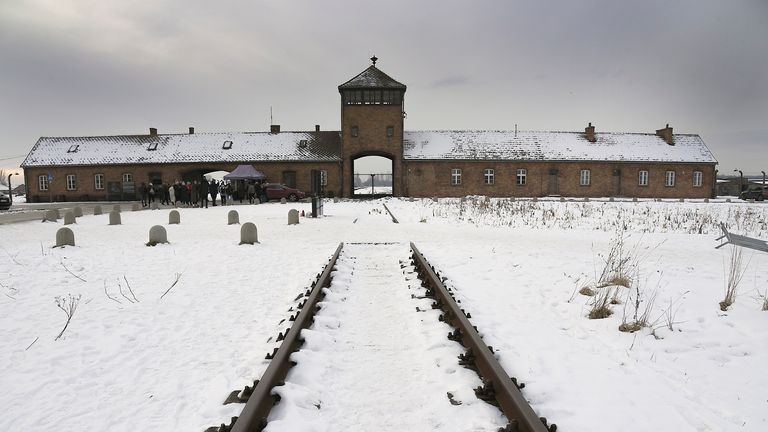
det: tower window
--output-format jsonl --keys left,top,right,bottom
{"left": 386, "top": 126, "right": 394, "bottom": 137}
{"left": 351, "top": 126, "right": 359, "bottom": 138}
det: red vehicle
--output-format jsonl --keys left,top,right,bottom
{"left": 263, "top": 183, "right": 305, "bottom": 202}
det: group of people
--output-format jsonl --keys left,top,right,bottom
{"left": 140, "top": 179, "right": 232, "bottom": 208}
{"left": 139, "top": 179, "right": 269, "bottom": 208}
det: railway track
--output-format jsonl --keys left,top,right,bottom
{"left": 207, "top": 242, "right": 555, "bottom": 432}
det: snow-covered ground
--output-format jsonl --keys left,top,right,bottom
{"left": 1, "top": 198, "right": 766, "bottom": 431}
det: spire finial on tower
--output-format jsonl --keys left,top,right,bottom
{"left": 370, "top": 55, "right": 378, "bottom": 66}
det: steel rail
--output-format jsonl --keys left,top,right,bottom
{"left": 410, "top": 242, "right": 555, "bottom": 432}
{"left": 382, "top": 203, "right": 399, "bottom": 223}
{"left": 220, "top": 242, "right": 344, "bottom": 432}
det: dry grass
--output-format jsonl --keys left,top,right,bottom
{"left": 720, "top": 247, "right": 749, "bottom": 311}
{"left": 588, "top": 288, "right": 614, "bottom": 319}
{"left": 596, "top": 231, "right": 637, "bottom": 289}
{"left": 579, "top": 286, "right": 596, "bottom": 296}
{"left": 619, "top": 279, "right": 657, "bottom": 333}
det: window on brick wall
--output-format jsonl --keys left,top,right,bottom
{"left": 94, "top": 174, "right": 104, "bottom": 190}
{"left": 516, "top": 168, "right": 527, "bottom": 185}
{"left": 122, "top": 173, "right": 133, "bottom": 183}
{"left": 386, "top": 126, "right": 394, "bottom": 137}
{"left": 66, "top": 174, "right": 76, "bottom": 190}
{"left": 638, "top": 170, "right": 649, "bottom": 186}
{"left": 38, "top": 175, "right": 49, "bottom": 191}
{"left": 451, "top": 168, "right": 462, "bottom": 185}
{"left": 665, "top": 171, "right": 676, "bottom": 187}
{"left": 320, "top": 169, "right": 327, "bottom": 186}
{"left": 484, "top": 168, "right": 494, "bottom": 185}
{"left": 351, "top": 126, "right": 359, "bottom": 138}
{"left": 693, "top": 171, "right": 703, "bottom": 187}
{"left": 580, "top": 169, "right": 591, "bottom": 186}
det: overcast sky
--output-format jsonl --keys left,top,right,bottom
{"left": 1, "top": 0, "right": 767, "bottom": 181}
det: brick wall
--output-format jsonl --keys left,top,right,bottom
{"left": 24, "top": 161, "right": 343, "bottom": 202}
{"left": 403, "top": 160, "right": 715, "bottom": 199}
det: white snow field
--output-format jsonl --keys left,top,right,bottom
{"left": 1, "top": 198, "right": 767, "bottom": 431}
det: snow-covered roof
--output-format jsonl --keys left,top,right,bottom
{"left": 21, "top": 129, "right": 718, "bottom": 168}
{"left": 403, "top": 130, "right": 717, "bottom": 164}
{"left": 338, "top": 66, "right": 406, "bottom": 90}
{"left": 21, "top": 131, "right": 342, "bottom": 167}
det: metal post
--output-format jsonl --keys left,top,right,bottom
{"left": 8, "top": 172, "right": 17, "bottom": 205}
{"left": 734, "top": 169, "right": 743, "bottom": 193}
{"left": 762, "top": 171, "right": 766, "bottom": 186}
{"left": 370, "top": 174, "right": 375, "bottom": 195}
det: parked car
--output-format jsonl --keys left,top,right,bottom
{"left": 739, "top": 186, "right": 768, "bottom": 201}
{"left": 0, "top": 192, "right": 11, "bottom": 210}
{"left": 263, "top": 183, "right": 306, "bottom": 202}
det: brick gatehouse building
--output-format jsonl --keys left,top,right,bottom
{"left": 22, "top": 58, "right": 717, "bottom": 202}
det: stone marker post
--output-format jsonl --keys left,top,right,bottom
{"left": 63, "top": 211, "right": 76, "bottom": 225}
{"left": 73, "top": 206, "right": 83, "bottom": 217}
{"left": 147, "top": 225, "right": 169, "bottom": 246}
{"left": 93, "top": 205, "right": 103, "bottom": 215}
{"left": 169, "top": 210, "right": 180, "bottom": 225}
{"left": 54, "top": 227, "right": 75, "bottom": 248}
{"left": 288, "top": 209, "right": 299, "bottom": 225}
{"left": 132, "top": 203, "right": 140, "bottom": 211}
{"left": 109, "top": 211, "right": 121, "bottom": 225}
{"left": 228, "top": 210, "right": 240, "bottom": 225}
{"left": 113, "top": 204, "right": 121, "bottom": 213}
{"left": 43, "top": 209, "right": 58, "bottom": 222}
{"left": 240, "top": 222, "right": 258, "bottom": 245}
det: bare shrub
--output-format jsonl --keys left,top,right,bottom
{"left": 596, "top": 231, "right": 638, "bottom": 288}
{"left": 656, "top": 292, "right": 688, "bottom": 331}
{"left": 588, "top": 288, "right": 614, "bottom": 319}
{"left": 54, "top": 294, "right": 81, "bottom": 341}
{"left": 579, "top": 286, "right": 596, "bottom": 296}
{"left": 619, "top": 277, "right": 657, "bottom": 333}
{"left": 720, "top": 247, "right": 749, "bottom": 311}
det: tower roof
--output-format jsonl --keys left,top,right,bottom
{"left": 338, "top": 65, "right": 406, "bottom": 91}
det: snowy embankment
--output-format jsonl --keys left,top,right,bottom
{"left": 0, "top": 198, "right": 766, "bottom": 431}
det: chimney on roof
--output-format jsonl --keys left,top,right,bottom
{"left": 189, "top": 127, "right": 195, "bottom": 134}
{"left": 585, "top": 122, "right": 596, "bottom": 142}
{"left": 656, "top": 123, "right": 674, "bottom": 145}
{"left": 270, "top": 124, "right": 281, "bottom": 134}
{"left": 149, "top": 127, "right": 158, "bottom": 136}
{"left": 315, "top": 124, "right": 320, "bottom": 132}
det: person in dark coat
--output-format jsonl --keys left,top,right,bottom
{"left": 259, "top": 183, "right": 268, "bottom": 203}
{"left": 160, "top": 183, "right": 169, "bottom": 205}
{"left": 200, "top": 178, "right": 210, "bottom": 208}
{"left": 139, "top": 182, "right": 148, "bottom": 207}
{"left": 209, "top": 180, "right": 219, "bottom": 206}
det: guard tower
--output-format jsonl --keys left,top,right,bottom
{"left": 338, "top": 56, "right": 406, "bottom": 197}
